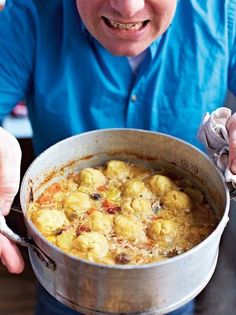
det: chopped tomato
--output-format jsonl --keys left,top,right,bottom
{"left": 102, "top": 200, "right": 121, "bottom": 214}
{"left": 87, "top": 207, "right": 97, "bottom": 215}
{"left": 37, "top": 194, "right": 52, "bottom": 204}
{"left": 47, "top": 183, "right": 62, "bottom": 193}
{"left": 97, "top": 185, "right": 106, "bottom": 192}
{"left": 37, "top": 183, "right": 62, "bottom": 204}
{"left": 77, "top": 225, "right": 91, "bottom": 235}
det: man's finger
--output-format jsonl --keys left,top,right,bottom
{"left": 0, "top": 127, "right": 22, "bottom": 215}
{"left": 0, "top": 233, "right": 24, "bottom": 273}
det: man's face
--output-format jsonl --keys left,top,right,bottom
{"left": 76, "top": 0, "right": 177, "bottom": 56}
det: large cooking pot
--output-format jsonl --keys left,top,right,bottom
{"left": 0, "top": 129, "right": 233, "bottom": 315}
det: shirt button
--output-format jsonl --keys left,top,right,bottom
{"left": 131, "top": 94, "right": 137, "bottom": 101}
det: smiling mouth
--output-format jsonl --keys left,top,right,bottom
{"left": 102, "top": 17, "right": 150, "bottom": 31}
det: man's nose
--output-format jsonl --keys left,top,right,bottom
{"left": 110, "top": 0, "right": 145, "bottom": 18}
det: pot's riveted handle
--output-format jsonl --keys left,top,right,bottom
{"left": 0, "top": 214, "right": 56, "bottom": 271}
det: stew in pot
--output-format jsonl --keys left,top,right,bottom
{"left": 28, "top": 160, "right": 218, "bottom": 265}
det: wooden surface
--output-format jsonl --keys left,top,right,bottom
{"left": 0, "top": 249, "right": 36, "bottom": 315}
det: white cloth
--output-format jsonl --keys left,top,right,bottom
{"left": 197, "top": 107, "right": 236, "bottom": 187}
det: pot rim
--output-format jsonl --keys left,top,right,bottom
{"left": 20, "top": 128, "right": 230, "bottom": 270}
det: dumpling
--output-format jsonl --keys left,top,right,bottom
{"left": 104, "top": 187, "right": 121, "bottom": 203}
{"left": 46, "top": 235, "right": 57, "bottom": 245}
{"left": 114, "top": 214, "right": 146, "bottom": 242}
{"left": 121, "top": 197, "right": 152, "bottom": 219}
{"left": 162, "top": 190, "right": 192, "bottom": 210}
{"left": 31, "top": 209, "right": 69, "bottom": 236}
{"left": 77, "top": 168, "right": 106, "bottom": 188}
{"left": 63, "top": 191, "right": 92, "bottom": 220}
{"left": 148, "top": 175, "right": 176, "bottom": 197}
{"left": 122, "top": 180, "right": 151, "bottom": 199}
{"left": 73, "top": 231, "right": 109, "bottom": 261}
{"left": 105, "top": 160, "right": 131, "bottom": 181}
{"left": 84, "top": 210, "right": 114, "bottom": 235}
{"left": 56, "top": 230, "right": 76, "bottom": 251}
{"left": 147, "top": 219, "right": 177, "bottom": 242}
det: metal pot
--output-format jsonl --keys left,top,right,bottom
{"left": 0, "top": 129, "right": 233, "bottom": 315}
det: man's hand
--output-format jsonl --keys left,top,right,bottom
{"left": 227, "top": 113, "right": 236, "bottom": 175}
{"left": 0, "top": 127, "right": 24, "bottom": 273}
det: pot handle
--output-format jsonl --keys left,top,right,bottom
{"left": 0, "top": 213, "right": 56, "bottom": 271}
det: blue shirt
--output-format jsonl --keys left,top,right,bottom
{"left": 0, "top": 0, "right": 236, "bottom": 155}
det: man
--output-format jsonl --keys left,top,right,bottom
{"left": 1, "top": 0, "right": 236, "bottom": 314}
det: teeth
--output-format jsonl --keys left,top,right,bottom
{"left": 108, "top": 19, "right": 144, "bottom": 30}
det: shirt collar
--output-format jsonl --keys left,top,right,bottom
{"left": 148, "top": 36, "right": 162, "bottom": 59}
{"left": 148, "top": 20, "right": 174, "bottom": 58}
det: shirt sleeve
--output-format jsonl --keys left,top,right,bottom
{"left": 0, "top": 0, "right": 36, "bottom": 120}
{"left": 228, "top": 0, "right": 236, "bottom": 96}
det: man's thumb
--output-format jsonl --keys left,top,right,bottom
{"left": 0, "top": 128, "right": 22, "bottom": 215}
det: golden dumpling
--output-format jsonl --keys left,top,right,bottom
{"left": 121, "top": 197, "right": 152, "bottom": 219}
{"left": 122, "top": 180, "right": 151, "bottom": 199}
{"left": 148, "top": 175, "right": 176, "bottom": 197}
{"left": 63, "top": 191, "right": 91, "bottom": 220}
{"left": 77, "top": 168, "right": 106, "bottom": 188}
{"left": 46, "top": 235, "right": 57, "bottom": 245}
{"left": 162, "top": 190, "right": 192, "bottom": 210}
{"left": 147, "top": 219, "right": 177, "bottom": 242}
{"left": 31, "top": 209, "right": 69, "bottom": 236}
{"left": 104, "top": 187, "right": 121, "bottom": 203}
{"left": 84, "top": 211, "right": 114, "bottom": 235}
{"left": 114, "top": 214, "right": 146, "bottom": 242}
{"left": 73, "top": 231, "right": 109, "bottom": 261}
{"left": 56, "top": 230, "right": 77, "bottom": 251}
{"left": 105, "top": 160, "right": 131, "bottom": 181}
